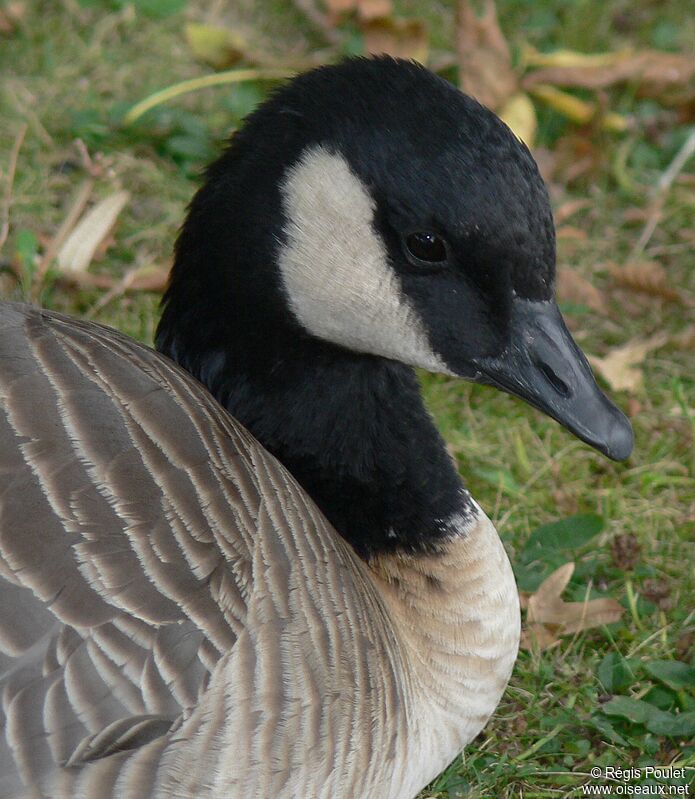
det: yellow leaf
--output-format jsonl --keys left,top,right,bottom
{"left": 522, "top": 45, "right": 631, "bottom": 70}
{"left": 185, "top": 23, "right": 247, "bottom": 70}
{"left": 57, "top": 191, "right": 130, "bottom": 275}
{"left": 588, "top": 331, "right": 669, "bottom": 393}
{"left": 531, "top": 84, "right": 593, "bottom": 123}
{"left": 529, "top": 84, "right": 627, "bottom": 132}
{"left": 498, "top": 92, "right": 537, "bottom": 147}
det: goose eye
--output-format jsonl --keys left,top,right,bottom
{"left": 405, "top": 232, "right": 448, "bottom": 264}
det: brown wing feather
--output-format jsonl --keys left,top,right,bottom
{"left": 0, "top": 304, "right": 409, "bottom": 799}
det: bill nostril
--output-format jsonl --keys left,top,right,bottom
{"left": 537, "top": 361, "right": 571, "bottom": 398}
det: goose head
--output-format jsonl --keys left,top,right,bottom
{"left": 158, "top": 57, "right": 632, "bottom": 464}
{"left": 157, "top": 58, "right": 632, "bottom": 559}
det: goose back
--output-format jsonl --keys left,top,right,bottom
{"left": 0, "top": 303, "right": 415, "bottom": 798}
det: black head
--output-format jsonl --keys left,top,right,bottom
{"left": 157, "top": 57, "right": 632, "bottom": 461}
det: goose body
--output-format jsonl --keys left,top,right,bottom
{"left": 0, "top": 58, "right": 632, "bottom": 798}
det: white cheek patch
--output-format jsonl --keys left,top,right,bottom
{"left": 277, "top": 146, "right": 447, "bottom": 373}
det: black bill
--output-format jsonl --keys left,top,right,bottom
{"left": 473, "top": 299, "right": 634, "bottom": 461}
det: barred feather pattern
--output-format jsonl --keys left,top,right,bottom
{"left": 0, "top": 304, "right": 519, "bottom": 799}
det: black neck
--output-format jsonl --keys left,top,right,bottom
{"left": 154, "top": 96, "right": 472, "bottom": 558}
{"left": 158, "top": 309, "right": 470, "bottom": 557}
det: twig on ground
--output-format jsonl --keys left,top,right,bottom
{"left": 0, "top": 122, "right": 28, "bottom": 255}
{"left": 631, "top": 126, "right": 695, "bottom": 259}
{"left": 32, "top": 178, "right": 95, "bottom": 299}
{"left": 291, "top": 0, "right": 343, "bottom": 46}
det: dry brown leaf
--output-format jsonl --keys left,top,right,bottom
{"left": 526, "top": 562, "right": 575, "bottom": 623}
{"left": 623, "top": 207, "right": 652, "bottom": 223}
{"left": 520, "top": 624, "right": 561, "bottom": 650}
{"left": 323, "top": 0, "right": 392, "bottom": 21}
{"left": 59, "top": 262, "right": 170, "bottom": 293}
{"left": 674, "top": 325, "right": 695, "bottom": 350}
{"left": 362, "top": 17, "right": 428, "bottom": 63}
{"left": 611, "top": 534, "right": 641, "bottom": 571}
{"left": 121, "top": 262, "right": 170, "bottom": 292}
{"left": 0, "top": 10, "right": 13, "bottom": 34}
{"left": 556, "top": 266, "right": 607, "bottom": 314}
{"left": 608, "top": 261, "right": 683, "bottom": 304}
{"left": 356, "top": 0, "right": 392, "bottom": 21}
{"left": 0, "top": 1, "right": 24, "bottom": 35}
{"left": 554, "top": 198, "right": 592, "bottom": 225}
{"left": 556, "top": 226, "right": 587, "bottom": 240}
{"left": 522, "top": 49, "right": 695, "bottom": 105}
{"left": 57, "top": 191, "right": 129, "bottom": 275}
{"left": 455, "top": 0, "right": 517, "bottom": 111}
{"left": 548, "top": 134, "right": 604, "bottom": 185}
{"left": 588, "top": 331, "right": 669, "bottom": 393}
{"left": 323, "top": 0, "right": 356, "bottom": 13}
{"left": 521, "top": 562, "right": 624, "bottom": 650}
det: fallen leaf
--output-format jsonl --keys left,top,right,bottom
{"left": 608, "top": 261, "right": 683, "bottom": 304}
{"left": 523, "top": 45, "right": 630, "bottom": 71}
{"left": 626, "top": 397, "right": 642, "bottom": 417}
{"left": 356, "top": 0, "right": 392, "bottom": 21}
{"left": 121, "top": 262, "right": 171, "bottom": 292}
{"left": 58, "top": 261, "right": 170, "bottom": 293}
{"left": 0, "top": 11, "right": 13, "bottom": 34}
{"left": 520, "top": 623, "right": 561, "bottom": 650}
{"left": 588, "top": 331, "right": 669, "bottom": 392}
{"left": 676, "top": 630, "right": 694, "bottom": 661}
{"left": 57, "top": 191, "right": 130, "bottom": 275}
{"left": 521, "top": 562, "right": 624, "bottom": 650}
{"left": 185, "top": 23, "right": 247, "bottom": 69}
{"left": 498, "top": 91, "right": 537, "bottom": 147}
{"left": 528, "top": 84, "right": 628, "bottom": 132}
{"left": 556, "top": 266, "right": 607, "bottom": 314}
{"left": 556, "top": 226, "right": 587, "bottom": 240}
{"left": 455, "top": 0, "right": 517, "bottom": 111}
{"left": 554, "top": 198, "right": 592, "bottom": 225}
{"left": 0, "top": 2, "right": 24, "bottom": 35}
{"left": 323, "top": 0, "right": 357, "bottom": 13}
{"left": 642, "top": 579, "right": 672, "bottom": 611}
{"left": 674, "top": 325, "right": 695, "bottom": 349}
{"left": 361, "top": 17, "right": 428, "bottom": 63}
{"left": 522, "top": 49, "right": 695, "bottom": 107}
{"left": 623, "top": 207, "right": 652, "bottom": 223}
{"left": 611, "top": 533, "right": 641, "bottom": 571}
{"left": 323, "top": 0, "right": 392, "bottom": 22}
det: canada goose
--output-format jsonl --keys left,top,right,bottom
{"left": 0, "top": 57, "right": 632, "bottom": 799}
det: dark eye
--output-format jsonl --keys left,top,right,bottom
{"left": 405, "top": 232, "right": 448, "bottom": 264}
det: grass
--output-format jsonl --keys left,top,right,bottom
{"left": 1, "top": 1, "right": 694, "bottom": 796}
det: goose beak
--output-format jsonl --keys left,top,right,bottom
{"left": 472, "top": 299, "right": 634, "bottom": 461}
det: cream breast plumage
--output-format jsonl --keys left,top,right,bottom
{"left": 0, "top": 56, "right": 632, "bottom": 799}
